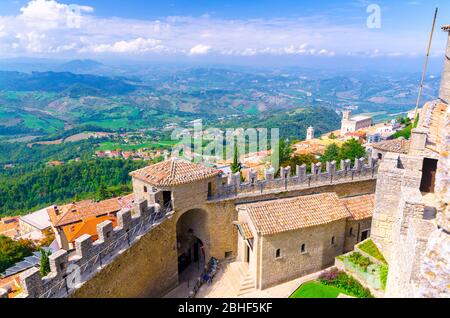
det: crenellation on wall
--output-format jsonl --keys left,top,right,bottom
{"left": 97, "top": 220, "right": 114, "bottom": 244}
{"left": 18, "top": 200, "right": 171, "bottom": 298}
{"left": 117, "top": 209, "right": 132, "bottom": 232}
{"left": 214, "top": 157, "right": 378, "bottom": 200}
{"left": 49, "top": 250, "right": 69, "bottom": 277}
{"left": 75, "top": 234, "right": 93, "bottom": 258}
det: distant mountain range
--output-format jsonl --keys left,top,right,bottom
{"left": 0, "top": 61, "right": 441, "bottom": 140}
{"left": 0, "top": 71, "right": 141, "bottom": 96}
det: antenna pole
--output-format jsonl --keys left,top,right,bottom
{"left": 413, "top": 7, "right": 438, "bottom": 126}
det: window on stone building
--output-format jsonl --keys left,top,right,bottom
{"left": 349, "top": 227, "right": 353, "bottom": 236}
{"left": 300, "top": 244, "right": 306, "bottom": 253}
{"left": 275, "top": 249, "right": 281, "bottom": 258}
{"left": 331, "top": 236, "right": 335, "bottom": 245}
{"left": 207, "top": 182, "right": 212, "bottom": 198}
{"left": 143, "top": 186, "right": 147, "bottom": 193}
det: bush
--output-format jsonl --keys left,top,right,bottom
{"left": 319, "top": 268, "right": 373, "bottom": 298}
{"left": 347, "top": 252, "right": 373, "bottom": 272}
{"left": 40, "top": 248, "right": 51, "bottom": 277}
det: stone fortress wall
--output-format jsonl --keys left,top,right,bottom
{"left": 370, "top": 25, "right": 450, "bottom": 297}
{"left": 13, "top": 157, "right": 378, "bottom": 298}
{"left": 212, "top": 157, "right": 378, "bottom": 200}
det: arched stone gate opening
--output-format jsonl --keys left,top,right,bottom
{"left": 176, "top": 209, "right": 210, "bottom": 283}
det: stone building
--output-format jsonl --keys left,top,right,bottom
{"left": 341, "top": 194, "right": 374, "bottom": 253}
{"left": 306, "top": 126, "right": 315, "bottom": 140}
{"left": 15, "top": 153, "right": 378, "bottom": 298}
{"left": 369, "top": 24, "right": 450, "bottom": 298}
{"left": 340, "top": 110, "right": 373, "bottom": 135}
{"left": 18, "top": 207, "right": 52, "bottom": 241}
{"left": 369, "top": 138, "right": 410, "bottom": 160}
{"left": 47, "top": 195, "right": 135, "bottom": 250}
{"left": 235, "top": 193, "right": 374, "bottom": 289}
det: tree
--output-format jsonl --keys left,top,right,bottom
{"left": 328, "top": 132, "right": 337, "bottom": 139}
{"left": 96, "top": 184, "right": 110, "bottom": 201}
{"left": 39, "top": 248, "right": 51, "bottom": 277}
{"left": 230, "top": 143, "right": 242, "bottom": 173}
{"left": 283, "top": 154, "right": 318, "bottom": 175}
{"left": 39, "top": 229, "right": 55, "bottom": 248}
{"left": 321, "top": 143, "right": 340, "bottom": 164}
{"left": 339, "top": 138, "right": 366, "bottom": 161}
{"left": 0, "top": 235, "right": 35, "bottom": 273}
{"left": 279, "top": 139, "right": 293, "bottom": 166}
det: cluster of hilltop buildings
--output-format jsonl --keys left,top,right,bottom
{"left": 0, "top": 24, "right": 448, "bottom": 299}
{"left": 294, "top": 109, "right": 403, "bottom": 159}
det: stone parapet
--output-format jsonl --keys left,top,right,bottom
{"left": 212, "top": 157, "right": 378, "bottom": 200}
{"left": 17, "top": 200, "right": 171, "bottom": 298}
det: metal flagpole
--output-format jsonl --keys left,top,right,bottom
{"left": 413, "top": 7, "right": 438, "bottom": 126}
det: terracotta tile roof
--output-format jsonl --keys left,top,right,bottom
{"left": 129, "top": 158, "right": 220, "bottom": 187}
{"left": 340, "top": 194, "right": 375, "bottom": 221}
{"left": 235, "top": 222, "right": 254, "bottom": 240}
{"left": 0, "top": 218, "right": 19, "bottom": 239}
{"left": 63, "top": 215, "right": 118, "bottom": 243}
{"left": 49, "top": 194, "right": 135, "bottom": 227}
{"left": 372, "top": 138, "right": 410, "bottom": 154}
{"left": 241, "top": 193, "right": 350, "bottom": 235}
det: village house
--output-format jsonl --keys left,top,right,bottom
{"left": 47, "top": 161, "right": 64, "bottom": 167}
{"left": 368, "top": 137, "right": 410, "bottom": 160}
{"left": 340, "top": 110, "right": 373, "bottom": 135}
{"left": 0, "top": 217, "right": 20, "bottom": 239}
{"left": 47, "top": 194, "right": 135, "bottom": 250}
{"left": 341, "top": 194, "right": 374, "bottom": 253}
{"left": 235, "top": 192, "right": 374, "bottom": 289}
{"left": 18, "top": 207, "right": 52, "bottom": 242}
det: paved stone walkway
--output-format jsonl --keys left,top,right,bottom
{"left": 163, "top": 261, "right": 205, "bottom": 298}
{"left": 195, "top": 264, "right": 331, "bottom": 298}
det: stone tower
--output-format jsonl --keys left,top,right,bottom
{"left": 342, "top": 110, "right": 351, "bottom": 120}
{"left": 306, "top": 126, "right": 314, "bottom": 140}
{"left": 439, "top": 25, "right": 450, "bottom": 104}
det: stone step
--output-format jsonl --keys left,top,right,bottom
{"left": 225, "top": 262, "right": 255, "bottom": 296}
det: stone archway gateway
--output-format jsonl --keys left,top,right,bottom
{"left": 176, "top": 209, "right": 210, "bottom": 281}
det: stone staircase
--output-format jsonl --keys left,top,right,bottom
{"left": 225, "top": 262, "right": 256, "bottom": 296}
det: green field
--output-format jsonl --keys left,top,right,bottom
{"left": 97, "top": 140, "right": 178, "bottom": 151}
{"left": 21, "top": 113, "right": 65, "bottom": 133}
{"left": 289, "top": 281, "right": 349, "bottom": 298}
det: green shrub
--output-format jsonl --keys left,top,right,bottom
{"left": 319, "top": 269, "right": 373, "bottom": 298}
{"left": 39, "top": 248, "right": 52, "bottom": 277}
{"left": 347, "top": 252, "right": 373, "bottom": 272}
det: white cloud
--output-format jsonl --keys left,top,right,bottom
{"left": 0, "top": 0, "right": 445, "bottom": 59}
{"left": 189, "top": 44, "right": 212, "bottom": 55}
{"left": 19, "top": 0, "right": 93, "bottom": 30}
{"left": 86, "top": 38, "right": 166, "bottom": 54}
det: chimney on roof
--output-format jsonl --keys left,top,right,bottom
{"left": 54, "top": 205, "right": 60, "bottom": 215}
{"left": 439, "top": 25, "right": 450, "bottom": 104}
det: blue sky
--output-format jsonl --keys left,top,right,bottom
{"left": 0, "top": 0, "right": 449, "bottom": 68}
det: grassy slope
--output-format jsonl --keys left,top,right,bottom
{"left": 289, "top": 281, "right": 347, "bottom": 298}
